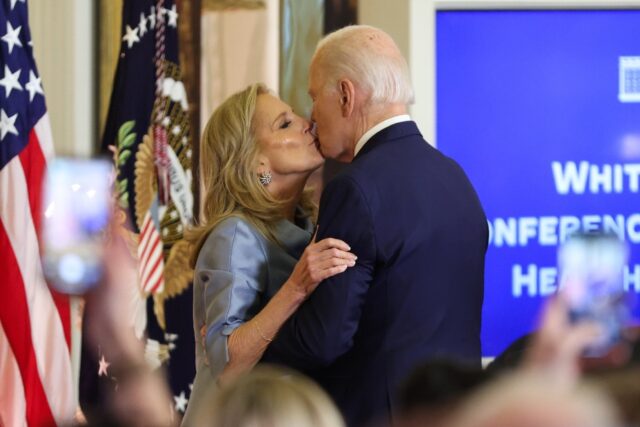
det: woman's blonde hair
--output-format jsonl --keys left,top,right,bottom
{"left": 188, "top": 83, "right": 315, "bottom": 266}
{"left": 195, "top": 366, "right": 345, "bottom": 427}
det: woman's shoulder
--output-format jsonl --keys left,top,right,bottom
{"left": 213, "top": 215, "right": 255, "bottom": 233}
{"left": 196, "top": 216, "right": 267, "bottom": 269}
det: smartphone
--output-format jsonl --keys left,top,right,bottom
{"left": 41, "top": 158, "right": 113, "bottom": 294}
{"left": 558, "top": 231, "right": 630, "bottom": 356}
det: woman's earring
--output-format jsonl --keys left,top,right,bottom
{"left": 258, "top": 171, "right": 272, "bottom": 186}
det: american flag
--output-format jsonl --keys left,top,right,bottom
{"left": 0, "top": 1, "right": 75, "bottom": 426}
{"left": 80, "top": 0, "right": 194, "bottom": 420}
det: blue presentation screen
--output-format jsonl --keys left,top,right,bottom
{"left": 436, "top": 10, "right": 640, "bottom": 357}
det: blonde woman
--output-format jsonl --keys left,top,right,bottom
{"left": 182, "top": 84, "right": 356, "bottom": 426}
{"left": 194, "top": 366, "right": 345, "bottom": 427}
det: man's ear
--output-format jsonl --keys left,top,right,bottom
{"left": 339, "top": 79, "right": 356, "bottom": 117}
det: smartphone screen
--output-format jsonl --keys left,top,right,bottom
{"left": 42, "top": 158, "right": 113, "bottom": 294}
{"left": 558, "top": 232, "right": 630, "bottom": 356}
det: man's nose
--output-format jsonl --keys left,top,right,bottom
{"left": 306, "top": 120, "right": 318, "bottom": 137}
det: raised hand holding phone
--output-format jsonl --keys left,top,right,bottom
{"left": 558, "top": 232, "right": 630, "bottom": 356}
{"left": 525, "top": 232, "right": 631, "bottom": 385}
{"left": 41, "top": 158, "right": 113, "bottom": 294}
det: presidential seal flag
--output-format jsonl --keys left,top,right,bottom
{"left": 79, "top": 0, "right": 195, "bottom": 419}
{"left": 0, "top": 1, "right": 75, "bottom": 426}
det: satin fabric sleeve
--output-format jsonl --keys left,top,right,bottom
{"left": 194, "top": 218, "right": 269, "bottom": 378}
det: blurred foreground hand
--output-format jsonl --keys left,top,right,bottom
{"left": 82, "top": 213, "right": 175, "bottom": 427}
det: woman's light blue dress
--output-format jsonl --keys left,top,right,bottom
{"left": 181, "top": 214, "right": 312, "bottom": 426}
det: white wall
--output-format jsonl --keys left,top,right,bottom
{"left": 200, "top": 0, "right": 280, "bottom": 129}
{"left": 29, "top": 0, "right": 96, "bottom": 157}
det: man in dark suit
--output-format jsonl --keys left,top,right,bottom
{"left": 262, "top": 25, "right": 488, "bottom": 427}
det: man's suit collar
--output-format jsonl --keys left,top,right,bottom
{"left": 354, "top": 114, "right": 411, "bottom": 156}
{"left": 354, "top": 120, "right": 422, "bottom": 160}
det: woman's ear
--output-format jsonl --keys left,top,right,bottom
{"left": 256, "top": 154, "right": 269, "bottom": 173}
{"left": 255, "top": 156, "right": 273, "bottom": 186}
{"left": 255, "top": 155, "right": 270, "bottom": 174}
{"left": 339, "top": 79, "right": 356, "bottom": 117}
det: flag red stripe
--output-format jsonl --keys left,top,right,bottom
{"left": 19, "top": 130, "right": 71, "bottom": 351}
{"left": 140, "top": 232, "right": 161, "bottom": 273}
{"left": 141, "top": 237, "right": 163, "bottom": 286}
{"left": 138, "top": 220, "right": 154, "bottom": 264}
{"left": 143, "top": 247, "right": 164, "bottom": 293}
{"left": 139, "top": 235, "right": 159, "bottom": 278}
{"left": 0, "top": 220, "right": 57, "bottom": 427}
{"left": 140, "top": 212, "right": 153, "bottom": 238}
{"left": 140, "top": 239, "right": 162, "bottom": 288}
{"left": 147, "top": 269, "right": 165, "bottom": 294}
{"left": 139, "top": 217, "right": 156, "bottom": 264}
{"left": 19, "top": 130, "right": 46, "bottom": 240}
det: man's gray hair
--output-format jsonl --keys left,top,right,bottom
{"left": 314, "top": 25, "right": 414, "bottom": 106}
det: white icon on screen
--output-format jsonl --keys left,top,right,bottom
{"left": 619, "top": 56, "right": 640, "bottom": 102}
